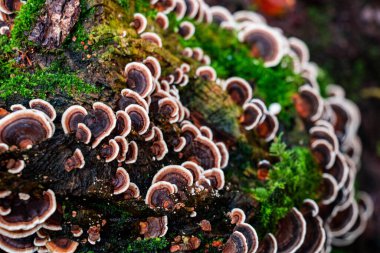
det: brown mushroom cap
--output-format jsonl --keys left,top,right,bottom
{"left": 125, "top": 104, "right": 150, "bottom": 135}
{"left": 255, "top": 113, "right": 279, "bottom": 142}
{"left": 223, "top": 231, "right": 248, "bottom": 253}
{"left": 119, "top": 89, "right": 149, "bottom": 112}
{"left": 100, "top": 139, "right": 120, "bottom": 163}
{"left": 0, "top": 235, "right": 37, "bottom": 253}
{"left": 124, "top": 62, "right": 154, "bottom": 99}
{"left": 181, "top": 161, "right": 204, "bottom": 182}
{"left": 192, "top": 47, "right": 204, "bottom": 61}
{"left": 173, "top": 136, "right": 186, "bottom": 152}
{"left": 61, "top": 105, "right": 88, "bottom": 134}
{"left": 257, "top": 233, "right": 277, "bottom": 253}
{"left": 45, "top": 238, "right": 78, "bottom": 253}
{"left": 75, "top": 123, "right": 92, "bottom": 144}
{"left": 71, "top": 224, "right": 83, "bottom": 237}
{"left": 0, "top": 109, "right": 54, "bottom": 150}
{"left": 6, "top": 159, "right": 25, "bottom": 174}
{"left": 158, "top": 97, "right": 179, "bottom": 124}
{"left": 288, "top": 37, "right": 310, "bottom": 67}
{"left": 0, "top": 143, "right": 9, "bottom": 154}
{"left": 233, "top": 223, "right": 259, "bottom": 253}
{"left": 155, "top": 12, "right": 169, "bottom": 30}
{"left": 87, "top": 225, "right": 101, "bottom": 245}
{"left": 199, "top": 126, "right": 213, "bottom": 140}
{"left": 238, "top": 24, "right": 284, "bottom": 67}
{"left": 311, "top": 139, "right": 336, "bottom": 170}
{"left": 309, "top": 126, "right": 339, "bottom": 153}
{"left": 216, "top": 142, "right": 229, "bottom": 169}
{"left": 139, "top": 216, "right": 168, "bottom": 239}
{"left": 114, "top": 136, "right": 128, "bottom": 162}
{"left": 145, "top": 181, "right": 177, "bottom": 209}
{"left": 241, "top": 103, "right": 263, "bottom": 130}
{"left": 125, "top": 141, "right": 138, "bottom": 164}
{"left": 84, "top": 102, "right": 116, "bottom": 148}
{"left": 191, "top": 136, "right": 222, "bottom": 169}
{"left": 152, "top": 165, "right": 193, "bottom": 190}
{"left": 203, "top": 168, "right": 225, "bottom": 190}
{"left": 64, "top": 149, "right": 85, "bottom": 172}
{"left": 178, "top": 21, "right": 195, "bottom": 40}
{"left": 0, "top": 224, "right": 42, "bottom": 239}
{"left": 151, "top": 140, "right": 168, "bottom": 161}
{"left": 329, "top": 198, "right": 359, "bottom": 237}
{"left": 196, "top": 66, "right": 217, "bottom": 82}
{"left": 29, "top": 99, "right": 56, "bottom": 121}
{"left": 224, "top": 77, "right": 253, "bottom": 106}
{"left": 274, "top": 207, "right": 306, "bottom": 253}
{"left": 326, "top": 153, "right": 349, "bottom": 189}
{"left": 294, "top": 86, "right": 324, "bottom": 122}
{"left": 181, "top": 122, "right": 201, "bottom": 145}
{"left": 0, "top": 190, "right": 57, "bottom": 231}
{"left": 210, "top": 6, "right": 234, "bottom": 25}
{"left": 229, "top": 208, "right": 246, "bottom": 225}
{"left": 143, "top": 56, "right": 162, "bottom": 80}
{"left": 174, "top": 0, "right": 186, "bottom": 20}
{"left": 132, "top": 13, "right": 147, "bottom": 34}
{"left": 321, "top": 173, "right": 339, "bottom": 205}
{"left": 113, "top": 167, "right": 130, "bottom": 195}
{"left": 113, "top": 111, "right": 132, "bottom": 138}
{"left": 141, "top": 32, "right": 163, "bottom": 47}
{"left": 184, "top": 0, "right": 199, "bottom": 18}
{"left": 124, "top": 182, "right": 140, "bottom": 200}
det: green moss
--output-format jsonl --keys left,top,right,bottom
{"left": 11, "top": 0, "right": 46, "bottom": 49}
{"left": 249, "top": 136, "right": 321, "bottom": 233}
{"left": 0, "top": 61, "right": 100, "bottom": 100}
{"left": 124, "top": 238, "right": 169, "bottom": 253}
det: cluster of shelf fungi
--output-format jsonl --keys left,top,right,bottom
{"left": 0, "top": 0, "right": 373, "bottom": 252}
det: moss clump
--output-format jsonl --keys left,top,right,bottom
{"left": 124, "top": 238, "right": 169, "bottom": 253}
{"left": 11, "top": 0, "right": 46, "bottom": 49}
{"left": 250, "top": 136, "right": 321, "bottom": 233}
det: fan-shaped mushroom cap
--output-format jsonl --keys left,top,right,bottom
{"left": 191, "top": 136, "right": 222, "bottom": 169}
{"left": 10, "top": 104, "right": 26, "bottom": 112}
{"left": 256, "top": 113, "right": 279, "bottom": 142}
{"left": 6, "top": 159, "right": 25, "bottom": 174}
{"left": 75, "top": 123, "right": 91, "bottom": 144}
{"left": 113, "top": 111, "right": 131, "bottom": 138}
{"left": 203, "top": 168, "right": 225, "bottom": 190}
{"left": 173, "top": 136, "right": 186, "bottom": 152}
{"left": 192, "top": 47, "right": 204, "bottom": 61}
{"left": 64, "top": 148, "right": 85, "bottom": 172}
{"left": 239, "top": 24, "right": 285, "bottom": 67}
{"left": 181, "top": 122, "right": 201, "bottom": 144}
{"left": 125, "top": 104, "right": 150, "bottom": 135}
{"left": 0, "top": 223, "right": 42, "bottom": 239}
{"left": 199, "top": 126, "right": 213, "bottom": 140}
{"left": 124, "top": 182, "right": 140, "bottom": 200}
{"left": 0, "top": 235, "right": 37, "bottom": 253}
{"left": 112, "top": 167, "right": 130, "bottom": 195}
{"left": 114, "top": 136, "right": 128, "bottom": 162}
{"left": 234, "top": 10, "right": 266, "bottom": 24}
{"left": 29, "top": 99, "right": 56, "bottom": 121}
{"left": 0, "top": 110, "right": 54, "bottom": 150}
{"left": 61, "top": 105, "right": 88, "bottom": 134}
{"left": 229, "top": 208, "right": 246, "bottom": 225}
{"left": 241, "top": 103, "right": 263, "bottom": 130}
{"left": 216, "top": 142, "right": 229, "bottom": 169}
{"left": 0, "top": 143, "right": 9, "bottom": 154}
{"left": 181, "top": 161, "right": 203, "bottom": 181}
{"left": 210, "top": 6, "right": 234, "bottom": 25}
{"left": 151, "top": 139, "right": 168, "bottom": 161}
{"left": 145, "top": 181, "right": 177, "bottom": 209}
{"left": 309, "top": 126, "right": 339, "bottom": 153}
{"left": 154, "top": 12, "right": 169, "bottom": 30}
{"left": 257, "top": 233, "right": 277, "bottom": 253}
{"left": 0, "top": 190, "right": 57, "bottom": 231}
{"left": 125, "top": 141, "right": 138, "bottom": 164}
{"left": 233, "top": 223, "right": 259, "bottom": 253}
{"left": 87, "top": 225, "right": 101, "bottom": 245}
{"left": 0, "top": 0, "right": 23, "bottom": 14}
{"left": 143, "top": 56, "right": 162, "bottom": 80}
{"left": 196, "top": 66, "right": 217, "bottom": 81}
{"left": 124, "top": 63, "right": 154, "bottom": 98}
{"left": 294, "top": 86, "right": 324, "bottom": 122}
{"left": 45, "top": 238, "right": 78, "bottom": 253}
{"left": 174, "top": 0, "right": 186, "bottom": 20}
{"left": 70, "top": 225, "right": 83, "bottom": 237}
{"left": 288, "top": 37, "right": 310, "bottom": 67}
{"left": 83, "top": 102, "right": 116, "bottom": 148}
{"left": 223, "top": 77, "right": 253, "bottom": 106}
{"left": 152, "top": 165, "right": 193, "bottom": 190}
{"left": 139, "top": 216, "right": 168, "bottom": 239}
{"left": 328, "top": 198, "right": 359, "bottom": 237}
{"left": 100, "top": 139, "right": 119, "bottom": 163}
{"left": 275, "top": 207, "right": 306, "bottom": 253}
{"left": 178, "top": 21, "right": 195, "bottom": 40}
{"left": 141, "top": 32, "right": 163, "bottom": 47}
{"left": 131, "top": 13, "right": 147, "bottom": 34}
{"left": 321, "top": 173, "right": 339, "bottom": 205}
{"left": 159, "top": 97, "right": 179, "bottom": 124}
{"left": 223, "top": 231, "right": 248, "bottom": 253}
{"left": 311, "top": 139, "right": 336, "bottom": 170}
{"left": 326, "top": 153, "right": 349, "bottom": 189}
{"left": 184, "top": 0, "right": 199, "bottom": 19}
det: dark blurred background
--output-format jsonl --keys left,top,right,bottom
{"left": 205, "top": 0, "right": 380, "bottom": 252}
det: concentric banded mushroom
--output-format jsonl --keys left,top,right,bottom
{"left": 64, "top": 149, "right": 85, "bottom": 172}
{"left": 256, "top": 113, "right": 279, "bottom": 142}
{"left": 229, "top": 208, "right": 246, "bottom": 225}
{"left": 257, "top": 233, "right": 278, "bottom": 253}
{"left": 124, "top": 63, "right": 154, "bottom": 98}
{"left": 6, "top": 159, "right": 25, "bottom": 174}
{"left": 210, "top": 6, "right": 234, "bottom": 25}
{"left": 124, "top": 182, "right": 140, "bottom": 200}
{"left": 311, "top": 139, "right": 336, "bottom": 170}
{"left": 223, "top": 231, "right": 248, "bottom": 253}
{"left": 112, "top": 167, "right": 130, "bottom": 195}
{"left": 233, "top": 223, "right": 259, "bottom": 253}
{"left": 0, "top": 235, "right": 37, "bottom": 253}
{"left": 125, "top": 141, "right": 138, "bottom": 164}
{"left": 174, "top": 0, "right": 186, "bottom": 20}
{"left": 143, "top": 56, "right": 162, "bottom": 80}
{"left": 288, "top": 37, "right": 310, "bottom": 67}
{"left": 141, "top": 32, "right": 163, "bottom": 47}
{"left": 181, "top": 161, "right": 203, "bottom": 181}
{"left": 0, "top": 109, "right": 54, "bottom": 150}
{"left": 61, "top": 105, "right": 88, "bottom": 134}
{"left": 203, "top": 168, "right": 225, "bottom": 190}
{"left": 326, "top": 153, "right": 349, "bottom": 189}
{"left": 274, "top": 207, "right": 306, "bottom": 253}
{"left": 45, "top": 238, "right": 78, "bottom": 253}
{"left": 75, "top": 123, "right": 92, "bottom": 144}
{"left": 178, "top": 21, "right": 195, "bottom": 40}
{"left": 196, "top": 66, "right": 217, "bottom": 82}
{"left": 238, "top": 24, "right": 285, "bottom": 67}
{"left": 29, "top": 99, "right": 56, "bottom": 121}
{"left": 145, "top": 181, "right": 177, "bottom": 209}
{"left": 139, "top": 216, "right": 168, "bottom": 239}
{"left": 114, "top": 111, "right": 132, "bottom": 138}
{"left": 152, "top": 165, "right": 193, "bottom": 190}
{"left": 294, "top": 85, "right": 324, "bottom": 122}
{"left": 184, "top": 0, "right": 199, "bottom": 19}
{"left": 158, "top": 97, "right": 179, "bottom": 124}
{"left": 191, "top": 136, "right": 222, "bottom": 169}
{"left": 150, "top": 139, "right": 168, "bottom": 161}
{"left": 125, "top": 104, "right": 150, "bottom": 135}
{"left": 216, "top": 142, "right": 229, "bottom": 169}
{"left": 114, "top": 136, "right": 128, "bottom": 162}
{"left": 223, "top": 77, "right": 253, "bottom": 106}
{"left": 241, "top": 103, "right": 263, "bottom": 130}
{"left": 84, "top": 102, "right": 116, "bottom": 148}
{"left": 328, "top": 198, "right": 358, "bottom": 237}
{"left": 321, "top": 173, "right": 339, "bottom": 205}
{"left": 131, "top": 13, "right": 147, "bottom": 34}
{"left": 100, "top": 139, "right": 119, "bottom": 163}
